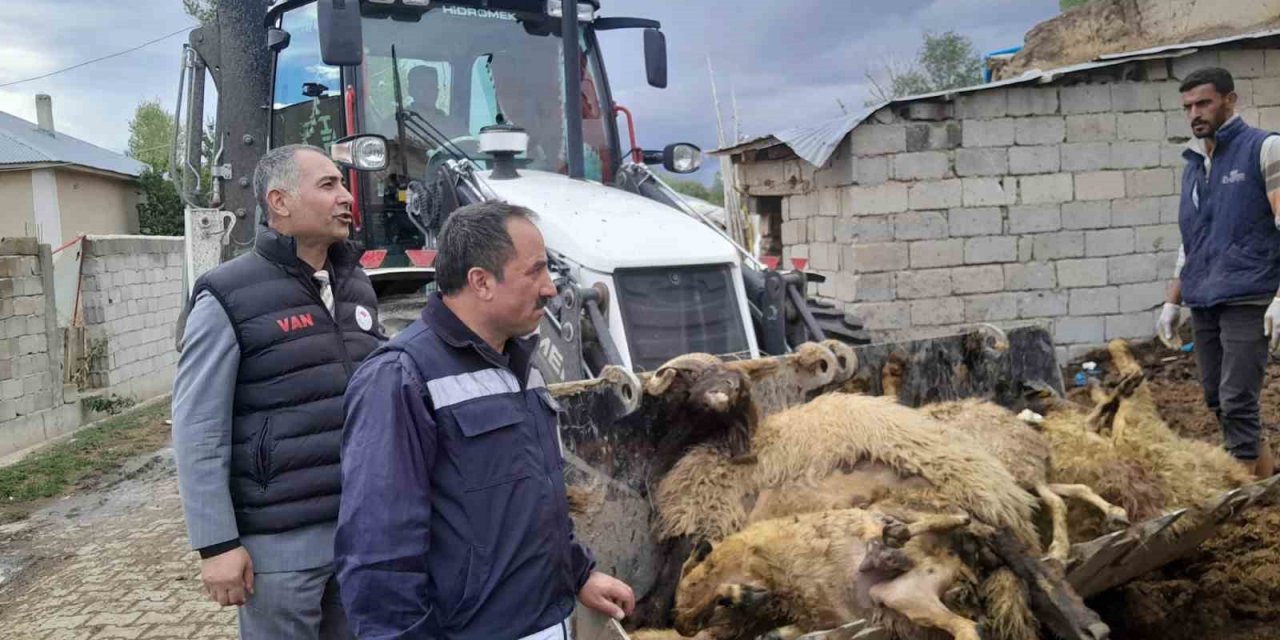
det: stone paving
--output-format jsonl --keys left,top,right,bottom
{"left": 0, "top": 450, "right": 237, "bottom": 639}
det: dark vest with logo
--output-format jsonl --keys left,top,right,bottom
{"left": 1178, "top": 117, "right": 1280, "bottom": 308}
{"left": 192, "top": 229, "right": 383, "bottom": 535}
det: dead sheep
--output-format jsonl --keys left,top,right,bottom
{"left": 656, "top": 393, "right": 1038, "bottom": 549}
{"left": 920, "top": 399, "right": 1130, "bottom": 563}
{"left": 674, "top": 508, "right": 983, "bottom": 640}
{"left": 645, "top": 352, "right": 761, "bottom": 467}
{"left": 654, "top": 393, "right": 1044, "bottom": 640}
{"left": 643, "top": 343, "right": 852, "bottom": 482}
{"left": 1027, "top": 340, "right": 1253, "bottom": 535}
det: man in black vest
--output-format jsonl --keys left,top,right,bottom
{"left": 172, "top": 144, "right": 384, "bottom": 638}
{"left": 1156, "top": 67, "right": 1280, "bottom": 478}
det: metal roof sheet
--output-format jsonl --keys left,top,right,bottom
{"left": 714, "top": 27, "right": 1280, "bottom": 168}
{"left": 0, "top": 110, "right": 145, "bottom": 178}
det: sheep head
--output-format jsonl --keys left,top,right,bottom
{"left": 689, "top": 367, "right": 750, "bottom": 413}
{"left": 675, "top": 539, "right": 772, "bottom": 638}
{"left": 646, "top": 352, "right": 724, "bottom": 396}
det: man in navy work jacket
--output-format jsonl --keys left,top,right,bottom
{"left": 336, "top": 202, "right": 635, "bottom": 639}
{"left": 172, "top": 144, "right": 383, "bottom": 638}
{"left": 1156, "top": 67, "right": 1280, "bottom": 478}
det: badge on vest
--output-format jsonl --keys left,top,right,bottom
{"left": 1223, "top": 169, "right": 1247, "bottom": 185}
{"left": 355, "top": 305, "right": 374, "bottom": 332}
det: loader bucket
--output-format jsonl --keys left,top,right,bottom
{"left": 1066, "top": 473, "right": 1280, "bottom": 599}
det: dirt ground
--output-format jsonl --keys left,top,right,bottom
{"left": 1065, "top": 338, "right": 1280, "bottom": 640}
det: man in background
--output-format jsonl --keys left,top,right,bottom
{"left": 1157, "top": 67, "right": 1280, "bottom": 478}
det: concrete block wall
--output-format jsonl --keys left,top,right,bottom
{"left": 0, "top": 238, "right": 78, "bottom": 458}
{"left": 79, "top": 235, "right": 184, "bottom": 401}
{"left": 736, "top": 47, "right": 1280, "bottom": 361}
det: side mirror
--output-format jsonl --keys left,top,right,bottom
{"left": 644, "top": 28, "right": 667, "bottom": 89}
{"left": 303, "top": 82, "right": 330, "bottom": 98}
{"left": 267, "top": 28, "right": 291, "bottom": 53}
{"left": 330, "top": 134, "right": 388, "bottom": 172}
{"left": 660, "top": 143, "right": 701, "bottom": 174}
{"left": 317, "top": 0, "right": 363, "bottom": 66}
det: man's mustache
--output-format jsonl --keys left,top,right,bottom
{"left": 535, "top": 295, "right": 554, "bottom": 310}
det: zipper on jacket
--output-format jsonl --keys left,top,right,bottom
{"left": 254, "top": 418, "right": 272, "bottom": 491}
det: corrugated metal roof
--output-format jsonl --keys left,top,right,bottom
{"left": 770, "top": 105, "right": 876, "bottom": 172}
{"left": 0, "top": 110, "right": 145, "bottom": 178}
{"left": 714, "top": 26, "right": 1280, "bottom": 168}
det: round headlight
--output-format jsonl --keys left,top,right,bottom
{"left": 329, "top": 134, "right": 388, "bottom": 172}
{"left": 352, "top": 137, "right": 386, "bottom": 170}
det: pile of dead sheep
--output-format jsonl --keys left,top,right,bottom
{"left": 609, "top": 339, "right": 1254, "bottom": 640}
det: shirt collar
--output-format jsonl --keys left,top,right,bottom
{"left": 423, "top": 293, "right": 537, "bottom": 377}
{"left": 253, "top": 227, "right": 363, "bottom": 275}
{"left": 1186, "top": 114, "right": 1243, "bottom": 159}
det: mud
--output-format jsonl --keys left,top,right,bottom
{"left": 1065, "top": 339, "right": 1280, "bottom": 640}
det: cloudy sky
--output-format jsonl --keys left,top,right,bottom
{"left": 0, "top": 0, "right": 1061, "bottom": 183}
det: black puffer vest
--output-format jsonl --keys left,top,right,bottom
{"left": 193, "top": 229, "right": 383, "bottom": 535}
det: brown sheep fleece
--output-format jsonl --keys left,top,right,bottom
{"left": 629, "top": 630, "right": 690, "bottom": 640}
{"left": 919, "top": 400, "right": 1050, "bottom": 489}
{"left": 657, "top": 393, "right": 1038, "bottom": 548}
{"left": 1038, "top": 340, "right": 1253, "bottom": 534}
{"left": 674, "top": 509, "right": 982, "bottom": 640}
{"left": 751, "top": 394, "right": 1036, "bottom": 545}
{"left": 654, "top": 395, "right": 1040, "bottom": 640}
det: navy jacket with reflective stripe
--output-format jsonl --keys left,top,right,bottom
{"left": 336, "top": 293, "right": 595, "bottom": 640}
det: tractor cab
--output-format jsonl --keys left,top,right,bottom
{"left": 267, "top": 0, "right": 687, "bottom": 268}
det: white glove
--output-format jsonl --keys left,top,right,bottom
{"left": 1157, "top": 302, "right": 1181, "bottom": 349}
{"left": 1266, "top": 297, "right": 1280, "bottom": 352}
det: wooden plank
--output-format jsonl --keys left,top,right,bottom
{"left": 1069, "top": 478, "right": 1277, "bottom": 599}
{"left": 1112, "top": 509, "right": 1188, "bottom": 565}
{"left": 1070, "top": 510, "right": 1187, "bottom": 597}
{"left": 1067, "top": 529, "right": 1140, "bottom": 590}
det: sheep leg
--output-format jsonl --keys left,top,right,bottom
{"left": 907, "top": 513, "right": 971, "bottom": 537}
{"left": 1084, "top": 390, "right": 1121, "bottom": 435}
{"left": 881, "top": 513, "right": 970, "bottom": 549}
{"left": 1048, "top": 483, "right": 1130, "bottom": 530}
{"left": 868, "top": 562, "right": 981, "bottom": 640}
{"left": 1035, "top": 483, "right": 1071, "bottom": 568}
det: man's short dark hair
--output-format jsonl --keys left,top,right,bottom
{"left": 434, "top": 202, "right": 538, "bottom": 295}
{"left": 1179, "top": 67, "right": 1235, "bottom": 95}
{"left": 254, "top": 144, "right": 326, "bottom": 225}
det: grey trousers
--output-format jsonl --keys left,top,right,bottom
{"left": 1191, "top": 304, "right": 1269, "bottom": 460}
{"left": 238, "top": 564, "right": 352, "bottom": 640}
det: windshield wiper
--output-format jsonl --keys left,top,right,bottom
{"left": 403, "top": 110, "right": 477, "bottom": 165}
